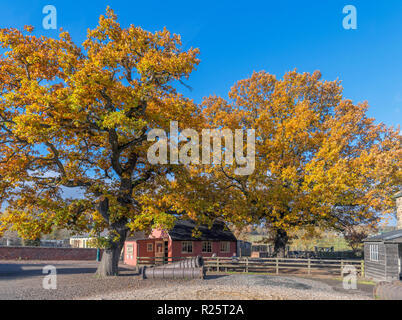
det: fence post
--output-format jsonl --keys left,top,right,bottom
{"left": 216, "top": 257, "right": 220, "bottom": 272}
{"left": 276, "top": 258, "right": 279, "bottom": 275}
{"left": 245, "top": 257, "right": 249, "bottom": 273}
{"left": 341, "top": 260, "right": 344, "bottom": 276}
{"left": 361, "top": 260, "right": 364, "bottom": 277}
{"left": 307, "top": 258, "right": 311, "bottom": 275}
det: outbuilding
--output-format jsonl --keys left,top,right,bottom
{"left": 363, "top": 230, "right": 402, "bottom": 282}
{"left": 363, "top": 190, "right": 402, "bottom": 282}
{"left": 124, "top": 219, "right": 237, "bottom": 266}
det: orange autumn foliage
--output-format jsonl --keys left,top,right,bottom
{"left": 160, "top": 70, "right": 401, "bottom": 256}
{"left": 0, "top": 7, "right": 400, "bottom": 265}
{"left": 0, "top": 8, "right": 200, "bottom": 275}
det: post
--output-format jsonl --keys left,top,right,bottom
{"left": 307, "top": 258, "right": 311, "bottom": 275}
{"left": 361, "top": 260, "right": 364, "bottom": 277}
{"left": 276, "top": 258, "right": 279, "bottom": 275}
{"left": 341, "top": 260, "right": 344, "bottom": 276}
{"left": 96, "top": 230, "right": 101, "bottom": 262}
{"left": 245, "top": 257, "right": 249, "bottom": 273}
{"left": 216, "top": 257, "right": 220, "bottom": 272}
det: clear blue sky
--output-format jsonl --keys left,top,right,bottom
{"left": 1, "top": 0, "right": 402, "bottom": 128}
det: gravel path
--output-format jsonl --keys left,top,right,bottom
{"left": 0, "top": 260, "right": 186, "bottom": 300}
{"left": 85, "top": 274, "right": 373, "bottom": 300}
{"left": 0, "top": 261, "right": 373, "bottom": 300}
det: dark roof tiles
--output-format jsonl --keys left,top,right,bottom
{"left": 364, "top": 229, "right": 402, "bottom": 242}
{"left": 168, "top": 219, "right": 237, "bottom": 241}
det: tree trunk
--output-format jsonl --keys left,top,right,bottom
{"left": 95, "top": 178, "right": 133, "bottom": 276}
{"left": 96, "top": 221, "right": 128, "bottom": 277}
{"left": 273, "top": 228, "right": 288, "bottom": 258}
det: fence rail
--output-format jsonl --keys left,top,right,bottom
{"left": 135, "top": 256, "right": 364, "bottom": 276}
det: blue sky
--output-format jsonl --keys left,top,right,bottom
{"left": 1, "top": 0, "right": 401, "bottom": 129}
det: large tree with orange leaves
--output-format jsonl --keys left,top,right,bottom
{"left": 167, "top": 70, "right": 401, "bottom": 257}
{"left": 0, "top": 8, "right": 200, "bottom": 275}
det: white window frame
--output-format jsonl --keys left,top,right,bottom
{"left": 220, "top": 241, "right": 230, "bottom": 253}
{"left": 202, "top": 241, "right": 212, "bottom": 253}
{"left": 181, "top": 241, "right": 193, "bottom": 253}
{"left": 370, "top": 244, "right": 379, "bottom": 262}
{"left": 147, "top": 243, "right": 154, "bottom": 252}
{"left": 126, "top": 244, "right": 134, "bottom": 260}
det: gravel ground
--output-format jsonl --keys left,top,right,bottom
{"left": 0, "top": 261, "right": 373, "bottom": 300}
{"left": 0, "top": 260, "right": 186, "bottom": 300}
{"left": 85, "top": 274, "right": 373, "bottom": 300}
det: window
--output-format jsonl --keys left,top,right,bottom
{"left": 126, "top": 244, "right": 134, "bottom": 260}
{"left": 182, "top": 241, "right": 193, "bottom": 253}
{"left": 370, "top": 244, "right": 379, "bottom": 262}
{"left": 220, "top": 241, "right": 230, "bottom": 253}
{"left": 147, "top": 243, "right": 153, "bottom": 252}
{"left": 202, "top": 241, "right": 212, "bottom": 253}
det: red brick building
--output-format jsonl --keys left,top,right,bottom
{"left": 124, "top": 219, "right": 237, "bottom": 266}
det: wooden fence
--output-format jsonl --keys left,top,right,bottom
{"left": 203, "top": 257, "right": 364, "bottom": 276}
{"left": 136, "top": 256, "right": 364, "bottom": 276}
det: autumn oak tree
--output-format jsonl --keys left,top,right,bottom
{"left": 169, "top": 70, "right": 401, "bottom": 257}
{"left": 0, "top": 7, "right": 400, "bottom": 271}
{"left": 0, "top": 8, "right": 200, "bottom": 275}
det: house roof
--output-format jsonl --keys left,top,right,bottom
{"left": 363, "top": 229, "right": 402, "bottom": 242}
{"left": 167, "top": 219, "right": 237, "bottom": 241}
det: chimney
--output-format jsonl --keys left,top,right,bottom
{"left": 395, "top": 191, "right": 402, "bottom": 230}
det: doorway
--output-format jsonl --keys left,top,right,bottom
{"left": 155, "top": 240, "right": 164, "bottom": 265}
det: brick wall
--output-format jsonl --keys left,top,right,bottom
{"left": 0, "top": 246, "right": 103, "bottom": 261}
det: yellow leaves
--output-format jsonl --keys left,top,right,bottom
{"left": 0, "top": 7, "right": 200, "bottom": 241}
{"left": 0, "top": 8, "right": 399, "bottom": 246}
{"left": 137, "top": 47, "right": 200, "bottom": 81}
{"left": 101, "top": 111, "right": 146, "bottom": 133}
{"left": 194, "top": 69, "right": 402, "bottom": 235}
{"left": 0, "top": 209, "right": 50, "bottom": 240}
{"left": 23, "top": 25, "right": 34, "bottom": 33}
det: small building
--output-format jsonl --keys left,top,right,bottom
{"left": 237, "top": 240, "right": 252, "bottom": 257}
{"left": 363, "top": 191, "right": 402, "bottom": 282}
{"left": 250, "top": 244, "right": 271, "bottom": 258}
{"left": 70, "top": 234, "right": 96, "bottom": 248}
{"left": 124, "top": 219, "right": 237, "bottom": 266}
{"left": 69, "top": 231, "right": 109, "bottom": 248}
{"left": 363, "top": 229, "right": 402, "bottom": 282}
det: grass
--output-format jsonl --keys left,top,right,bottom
{"left": 332, "top": 276, "right": 376, "bottom": 286}
{"left": 209, "top": 270, "right": 376, "bottom": 286}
